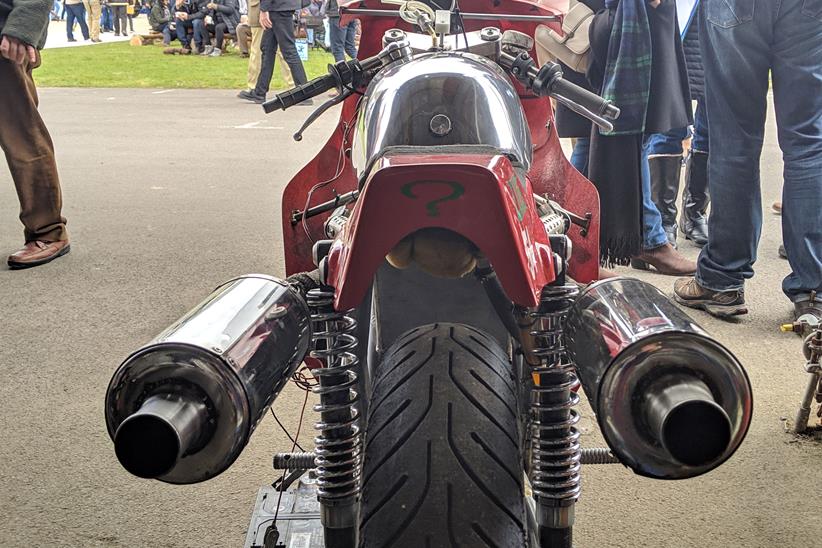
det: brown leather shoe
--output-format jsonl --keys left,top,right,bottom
{"left": 7, "top": 240, "right": 70, "bottom": 269}
{"left": 630, "top": 243, "right": 696, "bottom": 276}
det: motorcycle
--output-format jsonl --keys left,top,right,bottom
{"left": 103, "top": 1, "right": 754, "bottom": 546}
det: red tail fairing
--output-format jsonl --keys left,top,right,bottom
{"left": 325, "top": 154, "right": 556, "bottom": 310}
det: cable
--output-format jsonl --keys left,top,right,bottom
{"left": 300, "top": 101, "right": 361, "bottom": 242}
{"left": 269, "top": 407, "right": 306, "bottom": 452}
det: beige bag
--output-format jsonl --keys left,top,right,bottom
{"left": 534, "top": 0, "right": 595, "bottom": 73}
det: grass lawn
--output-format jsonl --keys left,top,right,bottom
{"left": 36, "top": 41, "right": 334, "bottom": 89}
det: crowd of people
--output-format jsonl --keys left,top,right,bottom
{"left": 547, "top": 0, "right": 821, "bottom": 322}
{"left": 53, "top": 0, "right": 147, "bottom": 41}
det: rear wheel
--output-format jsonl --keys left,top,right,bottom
{"left": 360, "top": 323, "right": 526, "bottom": 548}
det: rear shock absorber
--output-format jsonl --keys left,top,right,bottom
{"left": 528, "top": 283, "right": 581, "bottom": 548}
{"left": 307, "top": 287, "right": 362, "bottom": 548}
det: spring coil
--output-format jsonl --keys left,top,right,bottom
{"left": 306, "top": 288, "right": 363, "bottom": 502}
{"left": 528, "top": 283, "right": 582, "bottom": 503}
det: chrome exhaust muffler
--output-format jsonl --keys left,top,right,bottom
{"left": 566, "top": 278, "right": 752, "bottom": 479}
{"left": 105, "top": 274, "right": 311, "bottom": 484}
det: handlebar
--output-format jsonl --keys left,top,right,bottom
{"left": 262, "top": 73, "right": 338, "bottom": 113}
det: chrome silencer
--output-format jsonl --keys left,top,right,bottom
{"left": 566, "top": 278, "right": 752, "bottom": 479}
{"left": 105, "top": 274, "right": 311, "bottom": 484}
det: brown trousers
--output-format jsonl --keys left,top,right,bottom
{"left": 0, "top": 54, "right": 67, "bottom": 243}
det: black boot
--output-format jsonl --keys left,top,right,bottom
{"left": 649, "top": 155, "right": 682, "bottom": 247}
{"left": 681, "top": 150, "right": 709, "bottom": 247}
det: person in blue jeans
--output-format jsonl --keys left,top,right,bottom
{"left": 675, "top": 0, "right": 822, "bottom": 322}
{"left": 325, "top": 0, "right": 356, "bottom": 62}
{"left": 64, "top": 0, "right": 90, "bottom": 41}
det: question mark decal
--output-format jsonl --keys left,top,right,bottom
{"left": 400, "top": 181, "right": 466, "bottom": 217}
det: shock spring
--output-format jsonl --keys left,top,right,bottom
{"left": 528, "top": 283, "right": 582, "bottom": 506}
{"left": 306, "top": 288, "right": 363, "bottom": 503}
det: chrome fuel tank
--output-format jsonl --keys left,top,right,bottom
{"left": 351, "top": 52, "right": 532, "bottom": 177}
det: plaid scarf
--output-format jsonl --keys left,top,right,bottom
{"left": 600, "top": 0, "right": 653, "bottom": 135}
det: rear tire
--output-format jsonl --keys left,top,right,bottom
{"left": 359, "top": 323, "right": 526, "bottom": 548}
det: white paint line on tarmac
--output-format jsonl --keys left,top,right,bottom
{"left": 219, "top": 121, "right": 284, "bottom": 130}
{"left": 152, "top": 90, "right": 175, "bottom": 95}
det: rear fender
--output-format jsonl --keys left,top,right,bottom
{"left": 326, "top": 154, "right": 556, "bottom": 310}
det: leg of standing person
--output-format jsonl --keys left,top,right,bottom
{"left": 646, "top": 128, "right": 688, "bottom": 246}
{"left": 88, "top": 0, "right": 101, "bottom": 40}
{"left": 328, "top": 15, "right": 344, "bottom": 62}
{"left": 680, "top": 101, "right": 710, "bottom": 246}
{"left": 119, "top": 6, "right": 128, "bottom": 34}
{"left": 674, "top": 0, "right": 771, "bottom": 316}
{"left": 569, "top": 137, "right": 590, "bottom": 176}
{"left": 65, "top": 3, "right": 76, "bottom": 39}
{"left": 0, "top": 54, "right": 70, "bottom": 268}
{"left": 771, "top": 1, "right": 822, "bottom": 313}
{"left": 276, "top": 48, "right": 293, "bottom": 87}
{"left": 271, "top": 11, "right": 306, "bottom": 86}
{"left": 343, "top": 19, "right": 356, "bottom": 59}
{"left": 639, "top": 137, "right": 671, "bottom": 252}
{"left": 112, "top": 5, "right": 121, "bottom": 34}
{"left": 252, "top": 25, "right": 278, "bottom": 97}
{"left": 246, "top": 25, "right": 263, "bottom": 89}
{"left": 629, "top": 136, "right": 696, "bottom": 275}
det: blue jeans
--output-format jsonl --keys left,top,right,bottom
{"left": 328, "top": 16, "right": 357, "bottom": 63}
{"left": 640, "top": 136, "right": 670, "bottom": 249}
{"left": 696, "top": 0, "right": 822, "bottom": 302}
{"left": 101, "top": 5, "right": 113, "bottom": 30}
{"left": 65, "top": 3, "right": 90, "bottom": 39}
{"left": 176, "top": 19, "right": 202, "bottom": 49}
{"left": 570, "top": 137, "right": 590, "bottom": 176}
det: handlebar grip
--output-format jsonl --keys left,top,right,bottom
{"left": 550, "top": 77, "right": 620, "bottom": 120}
{"left": 262, "top": 74, "right": 337, "bottom": 113}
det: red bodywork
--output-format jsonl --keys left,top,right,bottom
{"left": 281, "top": 0, "right": 601, "bottom": 309}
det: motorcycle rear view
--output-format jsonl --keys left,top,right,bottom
{"left": 102, "top": 2, "right": 753, "bottom": 547}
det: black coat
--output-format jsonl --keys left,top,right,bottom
{"left": 556, "top": 0, "right": 692, "bottom": 138}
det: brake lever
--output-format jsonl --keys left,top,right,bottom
{"left": 293, "top": 89, "right": 354, "bottom": 142}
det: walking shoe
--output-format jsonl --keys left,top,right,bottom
{"left": 674, "top": 277, "right": 748, "bottom": 318}
{"left": 779, "top": 244, "right": 788, "bottom": 260}
{"left": 237, "top": 89, "right": 265, "bottom": 103}
{"left": 68, "top": 37, "right": 77, "bottom": 42}
{"left": 8, "top": 240, "right": 71, "bottom": 269}
{"left": 209, "top": 48, "right": 222, "bottom": 57}
{"left": 631, "top": 243, "right": 697, "bottom": 276}
{"left": 200, "top": 45, "right": 214, "bottom": 55}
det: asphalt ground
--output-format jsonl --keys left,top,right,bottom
{"left": 0, "top": 88, "right": 819, "bottom": 548}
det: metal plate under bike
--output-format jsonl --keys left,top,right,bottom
{"left": 243, "top": 477, "right": 323, "bottom": 548}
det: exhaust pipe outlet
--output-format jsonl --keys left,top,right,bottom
{"left": 105, "top": 275, "right": 311, "bottom": 484}
{"left": 566, "top": 278, "right": 752, "bottom": 479}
